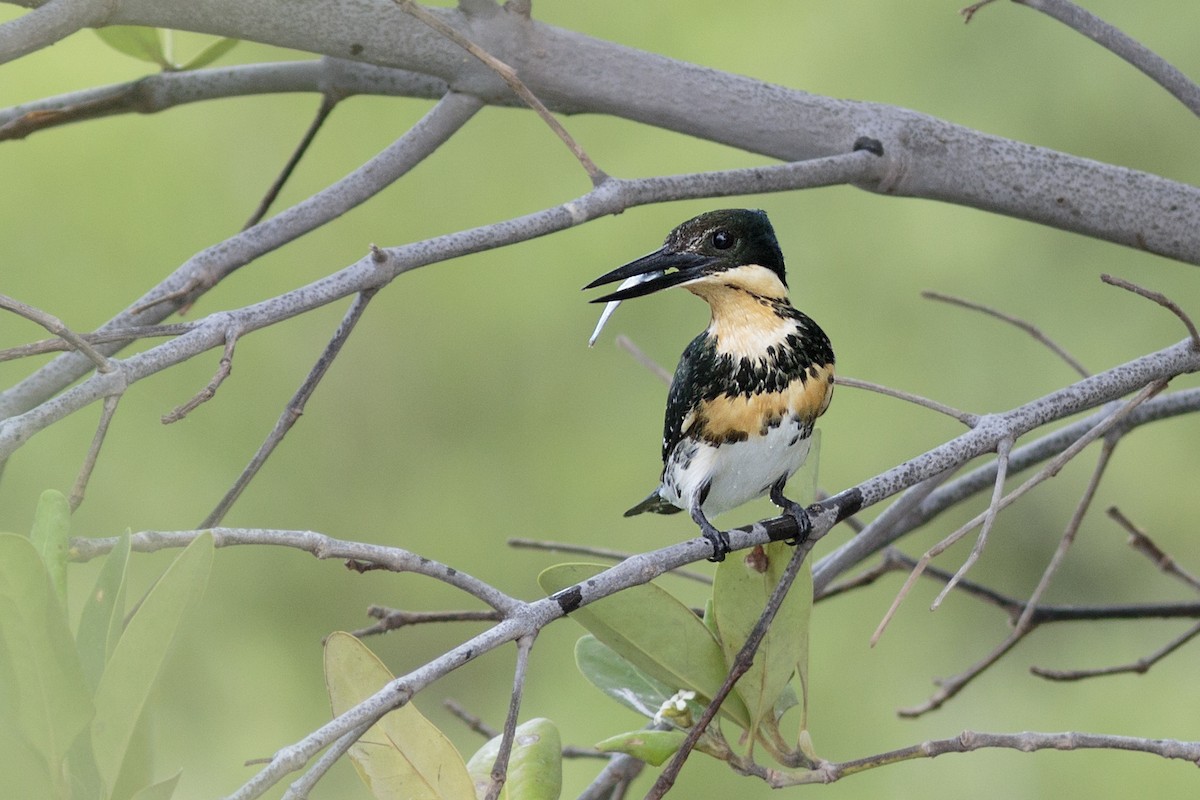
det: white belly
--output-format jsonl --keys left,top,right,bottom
{"left": 661, "top": 417, "right": 812, "bottom": 517}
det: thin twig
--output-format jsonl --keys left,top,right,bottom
{"left": 507, "top": 537, "right": 713, "bottom": 585}
{"left": 69, "top": 394, "right": 122, "bottom": 512}
{"left": 444, "top": 698, "right": 500, "bottom": 739}
{"left": 1101, "top": 274, "right": 1200, "bottom": 350}
{"left": 874, "top": 379, "right": 1165, "bottom": 648}
{"left": 835, "top": 376, "right": 978, "bottom": 426}
{"left": 348, "top": 607, "right": 502, "bottom": 638}
{"left": 614, "top": 334, "right": 673, "bottom": 386}
{"left": 789, "top": 729, "right": 1200, "bottom": 785}
{"left": 245, "top": 95, "right": 339, "bottom": 229}
{"left": 279, "top": 721, "right": 372, "bottom": 800}
{"left": 483, "top": 634, "right": 537, "bottom": 800}
{"left": 396, "top": 0, "right": 605, "bottom": 184}
{"left": 931, "top": 436, "right": 1013, "bottom": 609}
{"left": 576, "top": 750, "right": 649, "bottom": 800}
{"left": 922, "top": 290, "right": 1089, "bottom": 378}
{"left": 200, "top": 290, "right": 376, "bottom": 527}
{"left": 1014, "top": 438, "right": 1116, "bottom": 631}
{"left": 162, "top": 329, "right": 239, "bottom": 423}
{"left": 898, "top": 383, "right": 1164, "bottom": 716}
{"left": 0, "top": 323, "right": 197, "bottom": 363}
{"left": 1031, "top": 621, "right": 1200, "bottom": 681}
{"left": 1108, "top": 506, "right": 1200, "bottom": 592}
{"left": 0, "top": 293, "right": 113, "bottom": 372}
{"left": 857, "top": 548, "right": 1200, "bottom": 623}
{"left": 1009, "top": 0, "right": 1200, "bottom": 118}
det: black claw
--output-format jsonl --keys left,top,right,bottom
{"left": 783, "top": 504, "right": 813, "bottom": 547}
{"left": 703, "top": 529, "right": 731, "bottom": 562}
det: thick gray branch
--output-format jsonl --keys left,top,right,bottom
{"left": 3, "top": 0, "right": 1198, "bottom": 263}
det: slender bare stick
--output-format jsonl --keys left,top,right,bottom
{"left": 483, "top": 634, "right": 537, "bottom": 800}
{"left": 931, "top": 437, "right": 1013, "bottom": 609}
{"left": 1014, "top": 438, "right": 1116, "bottom": 631}
{"left": 874, "top": 379, "right": 1165, "bottom": 647}
{"left": 899, "top": 383, "right": 1165, "bottom": 716}
{"left": 444, "top": 698, "right": 500, "bottom": 739}
{"left": 1108, "top": 506, "right": 1200, "bottom": 592}
{"left": 1017, "top": 0, "right": 1200, "bottom": 118}
{"left": 396, "top": 0, "right": 605, "bottom": 183}
{"left": 162, "top": 330, "right": 239, "bottom": 423}
{"left": 1031, "top": 621, "right": 1200, "bottom": 681}
{"left": 69, "top": 394, "right": 122, "bottom": 512}
{"left": 922, "top": 290, "right": 1089, "bottom": 378}
{"left": 1101, "top": 274, "right": 1200, "bottom": 350}
{"left": 245, "top": 95, "right": 339, "bottom": 230}
{"left": 836, "top": 375, "right": 979, "bottom": 425}
{"left": 615, "top": 334, "right": 672, "bottom": 386}
{"left": 0, "top": 293, "right": 113, "bottom": 373}
{"left": 200, "top": 290, "right": 376, "bottom": 527}
{"left": 348, "top": 608, "right": 502, "bottom": 638}
{"left": 793, "top": 729, "right": 1200, "bottom": 785}
{"left": 279, "top": 721, "right": 372, "bottom": 800}
{"left": 0, "top": 323, "right": 198, "bottom": 362}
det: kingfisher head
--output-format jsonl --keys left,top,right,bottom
{"left": 585, "top": 209, "right": 787, "bottom": 305}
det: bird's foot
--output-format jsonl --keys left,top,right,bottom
{"left": 770, "top": 481, "right": 813, "bottom": 547}
{"left": 701, "top": 527, "right": 732, "bottom": 563}
{"left": 780, "top": 502, "right": 813, "bottom": 547}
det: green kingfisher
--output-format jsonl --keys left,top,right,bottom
{"left": 585, "top": 209, "right": 834, "bottom": 562}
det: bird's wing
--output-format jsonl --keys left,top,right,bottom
{"left": 661, "top": 333, "right": 711, "bottom": 463}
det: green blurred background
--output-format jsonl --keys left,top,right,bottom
{"left": 2, "top": 1, "right": 1198, "bottom": 797}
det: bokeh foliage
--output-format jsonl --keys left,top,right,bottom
{"left": 2, "top": 2, "right": 1199, "bottom": 798}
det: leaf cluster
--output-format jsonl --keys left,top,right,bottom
{"left": 0, "top": 490, "right": 213, "bottom": 800}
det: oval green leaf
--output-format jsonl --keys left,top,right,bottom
{"left": 324, "top": 631, "right": 474, "bottom": 800}
{"left": 466, "top": 718, "right": 562, "bottom": 800}
{"left": 539, "top": 563, "right": 749, "bottom": 728}
{"left": 594, "top": 729, "right": 686, "bottom": 767}
{"left": 574, "top": 634, "right": 676, "bottom": 720}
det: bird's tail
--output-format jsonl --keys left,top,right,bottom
{"left": 624, "top": 490, "right": 683, "bottom": 517}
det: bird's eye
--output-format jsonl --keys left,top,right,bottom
{"left": 711, "top": 230, "right": 734, "bottom": 250}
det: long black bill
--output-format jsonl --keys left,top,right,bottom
{"left": 583, "top": 249, "right": 713, "bottom": 303}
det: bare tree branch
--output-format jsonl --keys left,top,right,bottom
{"left": 963, "top": 0, "right": 1200, "bottom": 117}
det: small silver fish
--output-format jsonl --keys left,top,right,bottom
{"left": 587, "top": 271, "right": 664, "bottom": 347}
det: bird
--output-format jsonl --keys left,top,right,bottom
{"left": 584, "top": 209, "right": 834, "bottom": 562}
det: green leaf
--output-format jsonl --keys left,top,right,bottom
{"left": 466, "top": 718, "right": 562, "bottom": 800}
{"left": 75, "top": 531, "right": 131, "bottom": 692}
{"left": 0, "top": 533, "right": 93, "bottom": 795}
{"left": 180, "top": 37, "right": 239, "bottom": 70}
{"left": 94, "top": 27, "right": 170, "bottom": 67}
{"left": 711, "top": 431, "right": 819, "bottom": 747}
{"left": 712, "top": 543, "right": 811, "bottom": 747}
{"left": 129, "top": 768, "right": 181, "bottom": 800}
{"left": 29, "top": 489, "right": 71, "bottom": 607}
{"left": 91, "top": 533, "right": 213, "bottom": 792}
{"left": 324, "top": 631, "right": 474, "bottom": 800}
{"left": 574, "top": 635, "right": 676, "bottom": 720}
{"left": 539, "top": 563, "right": 749, "bottom": 729}
{"left": 594, "top": 729, "right": 686, "bottom": 767}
